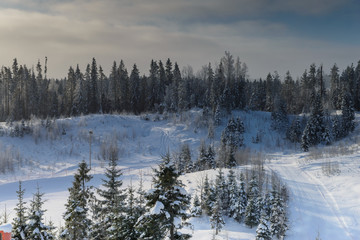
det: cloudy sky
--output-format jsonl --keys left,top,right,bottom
{"left": 0, "top": 0, "right": 359, "bottom": 79}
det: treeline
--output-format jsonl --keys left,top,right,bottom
{"left": 1, "top": 53, "right": 359, "bottom": 122}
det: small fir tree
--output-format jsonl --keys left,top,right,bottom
{"left": 270, "top": 193, "right": 287, "bottom": 239}
{"left": 191, "top": 195, "right": 202, "bottom": 217}
{"left": 136, "top": 153, "right": 191, "bottom": 240}
{"left": 61, "top": 161, "right": 92, "bottom": 240}
{"left": 255, "top": 214, "right": 271, "bottom": 240}
{"left": 26, "top": 186, "right": 53, "bottom": 240}
{"left": 12, "top": 181, "right": 28, "bottom": 240}
{"left": 210, "top": 195, "right": 225, "bottom": 235}
{"left": 97, "top": 151, "right": 126, "bottom": 239}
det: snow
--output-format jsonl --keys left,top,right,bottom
{"left": 149, "top": 201, "right": 164, "bottom": 215}
{"left": 0, "top": 223, "right": 12, "bottom": 232}
{"left": 1, "top": 111, "right": 360, "bottom": 239}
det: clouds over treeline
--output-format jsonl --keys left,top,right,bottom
{"left": 0, "top": 0, "right": 358, "bottom": 79}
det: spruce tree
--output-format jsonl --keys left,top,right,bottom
{"left": 97, "top": 151, "right": 126, "bottom": 239}
{"left": 201, "top": 175, "right": 212, "bottom": 215}
{"left": 88, "top": 58, "right": 99, "bottom": 113}
{"left": 178, "top": 143, "right": 192, "bottom": 173}
{"left": 129, "top": 64, "right": 141, "bottom": 114}
{"left": 195, "top": 141, "right": 208, "bottom": 171}
{"left": 136, "top": 154, "right": 191, "bottom": 240}
{"left": 121, "top": 183, "right": 140, "bottom": 240}
{"left": 61, "top": 161, "right": 92, "bottom": 240}
{"left": 227, "top": 169, "right": 240, "bottom": 219}
{"left": 26, "top": 186, "right": 53, "bottom": 240}
{"left": 12, "top": 181, "right": 28, "bottom": 240}
{"left": 206, "top": 145, "right": 216, "bottom": 169}
{"left": 269, "top": 191, "right": 287, "bottom": 239}
{"left": 332, "top": 115, "right": 342, "bottom": 141}
{"left": 191, "top": 195, "right": 202, "bottom": 217}
{"left": 271, "top": 96, "right": 288, "bottom": 132}
{"left": 341, "top": 91, "right": 355, "bottom": 136}
{"left": 255, "top": 214, "right": 271, "bottom": 240}
{"left": 238, "top": 172, "right": 248, "bottom": 222}
{"left": 210, "top": 195, "right": 225, "bottom": 235}
{"left": 301, "top": 93, "right": 325, "bottom": 151}
{"left": 286, "top": 117, "right": 302, "bottom": 143}
{"left": 214, "top": 169, "right": 228, "bottom": 215}
{"left": 245, "top": 175, "right": 260, "bottom": 228}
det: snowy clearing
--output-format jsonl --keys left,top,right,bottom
{"left": 1, "top": 111, "right": 360, "bottom": 239}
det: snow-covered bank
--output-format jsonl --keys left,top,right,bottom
{"left": 0, "top": 111, "right": 360, "bottom": 239}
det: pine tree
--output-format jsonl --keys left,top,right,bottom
{"left": 341, "top": 91, "right": 355, "bottom": 136}
{"left": 12, "top": 181, "right": 28, "bottom": 240}
{"left": 206, "top": 145, "right": 216, "bottom": 169}
{"left": 210, "top": 195, "right": 225, "bottom": 235}
{"left": 245, "top": 175, "right": 260, "bottom": 228}
{"left": 136, "top": 173, "right": 147, "bottom": 217}
{"left": 269, "top": 192, "right": 287, "bottom": 239}
{"left": 65, "top": 66, "right": 76, "bottom": 116}
{"left": 201, "top": 175, "right": 212, "bottom": 215}
{"left": 88, "top": 194, "right": 104, "bottom": 240}
{"left": 271, "top": 96, "right": 288, "bottom": 132}
{"left": 129, "top": 64, "right": 141, "bottom": 114}
{"left": 332, "top": 115, "right": 342, "bottom": 140}
{"left": 301, "top": 93, "right": 325, "bottom": 151}
{"left": 238, "top": 172, "right": 248, "bottom": 222}
{"left": 73, "top": 65, "right": 87, "bottom": 115}
{"left": 147, "top": 60, "right": 159, "bottom": 111}
{"left": 97, "top": 150, "right": 126, "bottom": 239}
{"left": 255, "top": 214, "right": 271, "bottom": 240}
{"left": 286, "top": 117, "right": 302, "bottom": 143}
{"left": 178, "top": 73, "right": 188, "bottom": 111}
{"left": 26, "top": 186, "right": 53, "bottom": 240}
{"left": 61, "top": 161, "right": 92, "bottom": 240}
{"left": 221, "top": 117, "right": 244, "bottom": 150}
{"left": 245, "top": 197, "right": 258, "bottom": 228}
{"left": 88, "top": 58, "right": 99, "bottom": 113}
{"left": 119, "top": 60, "right": 130, "bottom": 112}
{"left": 178, "top": 143, "right": 192, "bottom": 173}
{"left": 214, "top": 169, "right": 228, "bottom": 215}
{"left": 195, "top": 141, "right": 208, "bottom": 171}
{"left": 214, "top": 104, "right": 222, "bottom": 126}
{"left": 136, "top": 154, "right": 191, "bottom": 240}
{"left": 122, "top": 183, "right": 141, "bottom": 240}
{"left": 227, "top": 169, "right": 240, "bottom": 219}
{"left": 191, "top": 195, "right": 202, "bottom": 217}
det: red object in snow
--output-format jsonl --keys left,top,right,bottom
{"left": 0, "top": 230, "right": 11, "bottom": 240}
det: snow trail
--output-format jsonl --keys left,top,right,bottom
{"left": 268, "top": 154, "right": 354, "bottom": 240}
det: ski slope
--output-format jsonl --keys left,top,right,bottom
{"left": 0, "top": 111, "right": 360, "bottom": 239}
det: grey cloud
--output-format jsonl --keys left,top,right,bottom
{"left": 0, "top": 0, "right": 357, "bottom": 81}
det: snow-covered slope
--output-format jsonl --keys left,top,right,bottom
{"left": 0, "top": 111, "right": 360, "bottom": 239}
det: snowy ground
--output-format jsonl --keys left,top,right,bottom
{"left": 1, "top": 111, "right": 360, "bottom": 239}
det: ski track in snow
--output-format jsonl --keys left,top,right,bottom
{"left": 268, "top": 154, "right": 354, "bottom": 240}
{"left": 300, "top": 167, "right": 354, "bottom": 240}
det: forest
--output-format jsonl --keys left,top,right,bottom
{"left": 0, "top": 52, "right": 358, "bottom": 151}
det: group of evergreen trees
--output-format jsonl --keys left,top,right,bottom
{"left": 1, "top": 54, "right": 359, "bottom": 122}
{"left": 12, "top": 152, "right": 192, "bottom": 240}
{"left": 12, "top": 182, "right": 55, "bottom": 240}
{"left": 1, "top": 53, "right": 358, "bottom": 151}
{"left": 191, "top": 169, "right": 288, "bottom": 239}
{"left": 11, "top": 151, "right": 288, "bottom": 240}
{"left": 279, "top": 90, "right": 355, "bottom": 152}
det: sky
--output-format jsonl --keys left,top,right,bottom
{"left": 0, "top": 0, "right": 359, "bottom": 80}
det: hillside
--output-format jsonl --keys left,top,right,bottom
{"left": 0, "top": 110, "right": 359, "bottom": 239}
